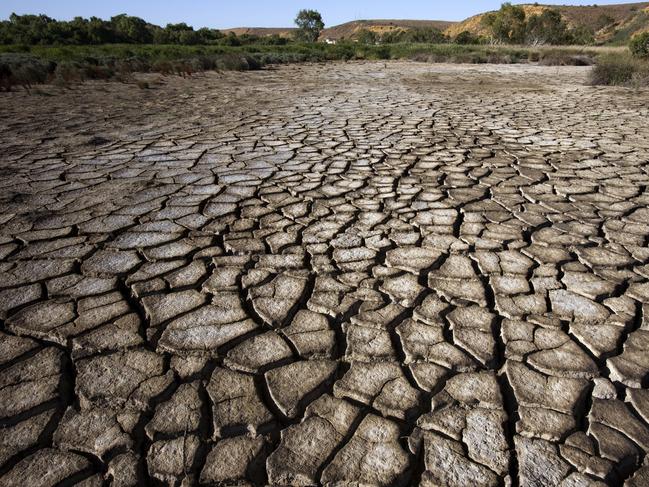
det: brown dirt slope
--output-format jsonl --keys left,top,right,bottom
{"left": 319, "top": 19, "right": 457, "bottom": 40}
{"left": 445, "top": 2, "right": 649, "bottom": 43}
{"left": 222, "top": 3, "right": 649, "bottom": 44}
{"left": 221, "top": 27, "right": 296, "bottom": 37}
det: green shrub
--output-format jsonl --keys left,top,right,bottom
{"left": 629, "top": 32, "right": 649, "bottom": 59}
{"left": 589, "top": 53, "right": 649, "bottom": 86}
{"left": 454, "top": 31, "right": 482, "bottom": 45}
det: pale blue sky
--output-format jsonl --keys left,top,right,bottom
{"left": 0, "top": 1, "right": 637, "bottom": 29}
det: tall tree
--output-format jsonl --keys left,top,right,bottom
{"left": 110, "top": 14, "right": 152, "bottom": 43}
{"left": 294, "top": 9, "right": 324, "bottom": 42}
{"left": 483, "top": 3, "right": 527, "bottom": 44}
{"left": 525, "top": 9, "right": 568, "bottom": 45}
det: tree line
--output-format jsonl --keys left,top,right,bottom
{"left": 482, "top": 3, "right": 593, "bottom": 45}
{"left": 0, "top": 13, "right": 289, "bottom": 46}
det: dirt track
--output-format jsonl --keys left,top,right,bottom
{"left": 1, "top": 61, "right": 649, "bottom": 486}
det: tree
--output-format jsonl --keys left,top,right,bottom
{"left": 294, "top": 9, "right": 324, "bottom": 42}
{"left": 86, "top": 17, "right": 113, "bottom": 44}
{"left": 379, "top": 30, "right": 406, "bottom": 44}
{"left": 196, "top": 27, "right": 224, "bottom": 44}
{"left": 630, "top": 32, "right": 649, "bottom": 59}
{"left": 405, "top": 27, "right": 446, "bottom": 43}
{"left": 110, "top": 14, "right": 152, "bottom": 43}
{"left": 525, "top": 9, "right": 568, "bottom": 45}
{"left": 356, "top": 29, "right": 377, "bottom": 44}
{"left": 482, "top": 3, "right": 527, "bottom": 44}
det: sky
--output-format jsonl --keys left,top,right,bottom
{"left": 0, "top": 1, "right": 637, "bottom": 29}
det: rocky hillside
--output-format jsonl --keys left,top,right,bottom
{"left": 319, "top": 20, "right": 456, "bottom": 41}
{"left": 224, "top": 2, "right": 649, "bottom": 44}
{"left": 446, "top": 2, "right": 649, "bottom": 43}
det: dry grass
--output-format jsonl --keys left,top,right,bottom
{"left": 589, "top": 52, "right": 649, "bottom": 86}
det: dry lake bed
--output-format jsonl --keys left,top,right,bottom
{"left": 1, "top": 61, "right": 649, "bottom": 486}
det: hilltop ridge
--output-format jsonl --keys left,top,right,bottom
{"left": 225, "top": 2, "right": 649, "bottom": 44}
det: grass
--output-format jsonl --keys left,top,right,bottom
{"left": 0, "top": 41, "right": 625, "bottom": 91}
{"left": 589, "top": 52, "right": 649, "bottom": 87}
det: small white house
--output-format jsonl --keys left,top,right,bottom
{"left": 323, "top": 38, "right": 337, "bottom": 45}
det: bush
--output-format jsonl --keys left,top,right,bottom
{"left": 589, "top": 53, "right": 649, "bottom": 86}
{"left": 54, "top": 61, "right": 86, "bottom": 84}
{"left": 0, "top": 53, "right": 50, "bottom": 90}
{"left": 454, "top": 31, "right": 482, "bottom": 45}
{"left": 215, "top": 53, "right": 251, "bottom": 71}
{"left": 538, "top": 50, "right": 594, "bottom": 66}
{"left": 629, "top": 32, "right": 649, "bottom": 59}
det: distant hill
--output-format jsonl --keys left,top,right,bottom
{"left": 319, "top": 19, "right": 457, "bottom": 41}
{"left": 223, "top": 3, "right": 649, "bottom": 45}
{"left": 222, "top": 20, "right": 456, "bottom": 41}
{"left": 221, "top": 27, "right": 295, "bottom": 37}
{"left": 446, "top": 2, "right": 649, "bottom": 43}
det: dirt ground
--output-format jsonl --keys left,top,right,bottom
{"left": 1, "top": 61, "right": 649, "bottom": 486}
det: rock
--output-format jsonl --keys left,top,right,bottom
{"left": 418, "top": 431, "right": 499, "bottom": 487}
{"left": 0, "top": 410, "right": 54, "bottom": 465}
{"left": 201, "top": 435, "right": 266, "bottom": 485}
{"left": 248, "top": 272, "right": 307, "bottom": 326}
{"left": 267, "top": 394, "right": 360, "bottom": 486}
{"left": 385, "top": 246, "right": 443, "bottom": 273}
{"left": 5, "top": 300, "right": 75, "bottom": 344}
{"left": 334, "top": 361, "right": 422, "bottom": 420}
{"left": 265, "top": 360, "right": 337, "bottom": 418}
{"left": 107, "top": 452, "right": 140, "bottom": 487}
{"left": 506, "top": 360, "right": 589, "bottom": 415}
{"left": 147, "top": 436, "right": 199, "bottom": 483}
{"left": 550, "top": 290, "right": 610, "bottom": 322}
{"left": 145, "top": 382, "right": 202, "bottom": 438}
{"left": 76, "top": 348, "right": 169, "bottom": 410}
{"left": 142, "top": 290, "right": 205, "bottom": 327}
{"left": 0, "top": 331, "right": 39, "bottom": 365}
{"left": 54, "top": 407, "right": 132, "bottom": 457}
{"left": 225, "top": 332, "right": 293, "bottom": 373}
{"left": 284, "top": 309, "right": 336, "bottom": 358}
{"left": 321, "top": 414, "right": 410, "bottom": 486}
{"left": 516, "top": 436, "right": 572, "bottom": 487}
{"left": 0, "top": 448, "right": 91, "bottom": 486}
{"left": 380, "top": 273, "right": 424, "bottom": 306}
{"left": 429, "top": 255, "right": 487, "bottom": 306}
{"left": 158, "top": 294, "right": 256, "bottom": 353}
{"left": 207, "top": 367, "right": 273, "bottom": 436}
{"left": 0, "top": 347, "right": 62, "bottom": 418}
{"left": 81, "top": 249, "right": 141, "bottom": 275}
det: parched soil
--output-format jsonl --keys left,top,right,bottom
{"left": 1, "top": 61, "right": 649, "bottom": 486}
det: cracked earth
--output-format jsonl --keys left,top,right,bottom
{"left": 0, "top": 61, "right": 649, "bottom": 486}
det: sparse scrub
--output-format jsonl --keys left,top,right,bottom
{"left": 538, "top": 49, "right": 594, "bottom": 66}
{"left": 53, "top": 61, "right": 86, "bottom": 84}
{"left": 589, "top": 52, "right": 649, "bottom": 86}
{"left": 0, "top": 41, "right": 629, "bottom": 92}
{"left": 0, "top": 53, "right": 50, "bottom": 91}
{"left": 215, "top": 53, "right": 252, "bottom": 71}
